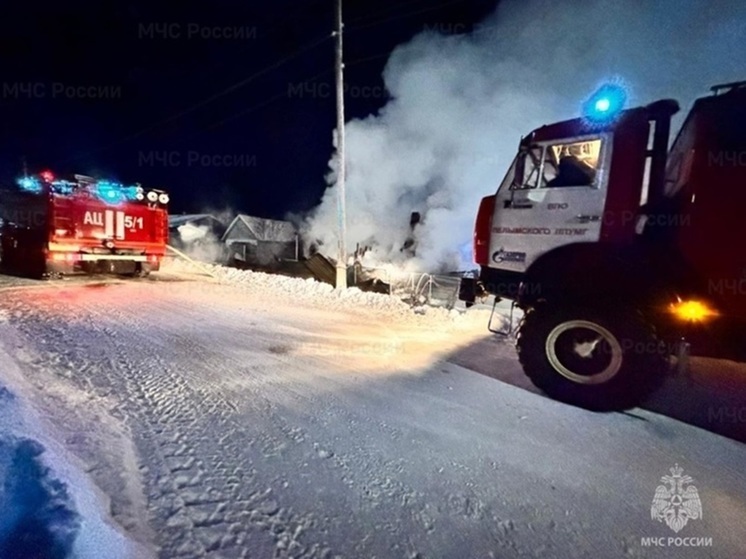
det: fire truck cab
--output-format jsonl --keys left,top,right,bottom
{"left": 461, "top": 81, "right": 746, "bottom": 410}
{"left": 0, "top": 171, "right": 170, "bottom": 278}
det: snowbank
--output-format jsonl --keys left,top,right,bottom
{"left": 159, "top": 258, "right": 497, "bottom": 329}
{"left": 0, "top": 436, "right": 79, "bottom": 558}
{"left": 0, "top": 343, "right": 154, "bottom": 559}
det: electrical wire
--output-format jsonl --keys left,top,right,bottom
{"left": 63, "top": 32, "right": 332, "bottom": 163}
{"left": 149, "top": 3, "right": 333, "bottom": 83}
{"left": 63, "top": 2, "right": 488, "bottom": 162}
{"left": 206, "top": 68, "right": 334, "bottom": 131}
{"left": 183, "top": 49, "right": 397, "bottom": 136}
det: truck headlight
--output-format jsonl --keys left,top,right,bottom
{"left": 147, "top": 191, "right": 158, "bottom": 202}
{"left": 158, "top": 193, "right": 169, "bottom": 204}
{"left": 135, "top": 191, "right": 145, "bottom": 201}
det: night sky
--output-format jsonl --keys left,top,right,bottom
{"left": 0, "top": 0, "right": 498, "bottom": 219}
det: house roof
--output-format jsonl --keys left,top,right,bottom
{"left": 222, "top": 214, "right": 297, "bottom": 243}
{"left": 168, "top": 214, "right": 225, "bottom": 228}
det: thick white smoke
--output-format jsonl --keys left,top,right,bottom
{"left": 177, "top": 222, "right": 210, "bottom": 243}
{"left": 303, "top": 0, "right": 745, "bottom": 273}
{"left": 170, "top": 207, "right": 234, "bottom": 263}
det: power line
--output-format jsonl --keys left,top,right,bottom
{"left": 185, "top": 50, "right": 395, "bottom": 136}
{"left": 167, "top": 63, "right": 338, "bottom": 146}
{"left": 71, "top": 46, "right": 396, "bottom": 154}
{"left": 63, "top": 2, "right": 489, "bottom": 163}
{"left": 63, "top": 32, "right": 332, "bottom": 163}
{"left": 149, "top": 4, "right": 332, "bottom": 84}
{"left": 345, "top": 51, "right": 394, "bottom": 67}
{"left": 206, "top": 69, "right": 334, "bottom": 131}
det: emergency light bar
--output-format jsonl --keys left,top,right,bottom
{"left": 93, "top": 181, "right": 145, "bottom": 205}
{"left": 51, "top": 180, "right": 76, "bottom": 194}
{"left": 14, "top": 171, "right": 168, "bottom": 206}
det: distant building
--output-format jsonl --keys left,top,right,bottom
{"left": 222, "top": 214, "right": 299, "bottom": 268}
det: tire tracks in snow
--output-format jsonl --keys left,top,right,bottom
{"left": 52, "top": 290, "right": 338, "bottom": 558}
{"left": 1, "top": 283, "right": 545, "bottom": 558}
{"left": 90, "top": 289, "right": 435, "bottom": 557}
{"left": 59, "top": 285, "right": 464, "bottom": 556}
{"left": 110, "top": 287, "right": 507, "bottom": 557}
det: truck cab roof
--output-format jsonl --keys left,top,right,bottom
{"left": 522, "top": 99, "right": 680, "bottom": 145}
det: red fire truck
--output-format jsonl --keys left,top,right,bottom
{"left": 460, "top": 80, "right": 746, "bottom": 410}
{"left": 0, "top": 171, "right": 169, "bottom": 278}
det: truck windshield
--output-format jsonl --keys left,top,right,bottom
{"left": 514, "top": 138, "right": 602, "bottom": 189}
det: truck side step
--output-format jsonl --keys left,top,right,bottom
{"left": 488, "top": 297, "right": 516, "bottom": 336}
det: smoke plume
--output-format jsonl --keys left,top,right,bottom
{"left": 303, "top": 0, "right": 745, "bottom": 272}
{"left": 169, "top": 206, "right": 234, "bottom": 264}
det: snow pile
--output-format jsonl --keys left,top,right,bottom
{"left": 207, "top": 263, "right": 414, "bottom": 314}
{"left": 159, "top": 259, "right": 492, "bottom": 327}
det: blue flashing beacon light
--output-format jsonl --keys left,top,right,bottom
{"left": 583, "top": 83, "right": 627, "bottom": 124}
{"left": 94, "top": 181, "right": 127, "bottom": 205}
{"left": 17, "top": 176, "right": 42, "bottom": 193}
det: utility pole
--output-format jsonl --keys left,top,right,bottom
{"left": 334, "top": 0, "right": 347, "bottom": 289}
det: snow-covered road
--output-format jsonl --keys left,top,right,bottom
{"left": 0, "top": 267, "right": 744, "bottom": 558}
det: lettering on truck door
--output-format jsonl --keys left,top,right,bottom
{"left": 84, "top": 210, "right": 145, "bottom": 239}
{"left": 83, "top": 211, "right": 104, "bottom": 226}
{"left": 113, "top": 211, "right": 145, "bottom": 239}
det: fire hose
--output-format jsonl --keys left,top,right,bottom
{"left": 166, "top": 244, "right": 219, "bottom": 279}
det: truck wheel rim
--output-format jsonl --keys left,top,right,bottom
{"left": 545, "top": 320, "right": 623, "bottom": 385}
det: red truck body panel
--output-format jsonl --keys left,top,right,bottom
{"left": 50, "top": 193, "right": 168, "bottom": 253}
{"left": 473, "top": 195, "right": 496, "bottom": 267}
{"left": 663, "top": 87, "right": 746, "bottom": 318}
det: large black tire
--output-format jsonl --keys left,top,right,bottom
{"left": 131, "top": 262, "right": 153, "bottom": 278}
{"left": 516, "top": 306, "right": 668, "bottom": 411}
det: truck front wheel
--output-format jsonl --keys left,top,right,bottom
{"left": 516, "top": 306, "right": 667, "bottom": 410}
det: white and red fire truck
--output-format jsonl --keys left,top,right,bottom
{"left": 460, "top": 80, "right": 746, "bottom": 410}
{"left": 0, "top": 171, "right": 169, "bottom": 278}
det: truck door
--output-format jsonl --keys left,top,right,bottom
{"left": 489, "top": 134, "right": 612, "bottom": 273}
